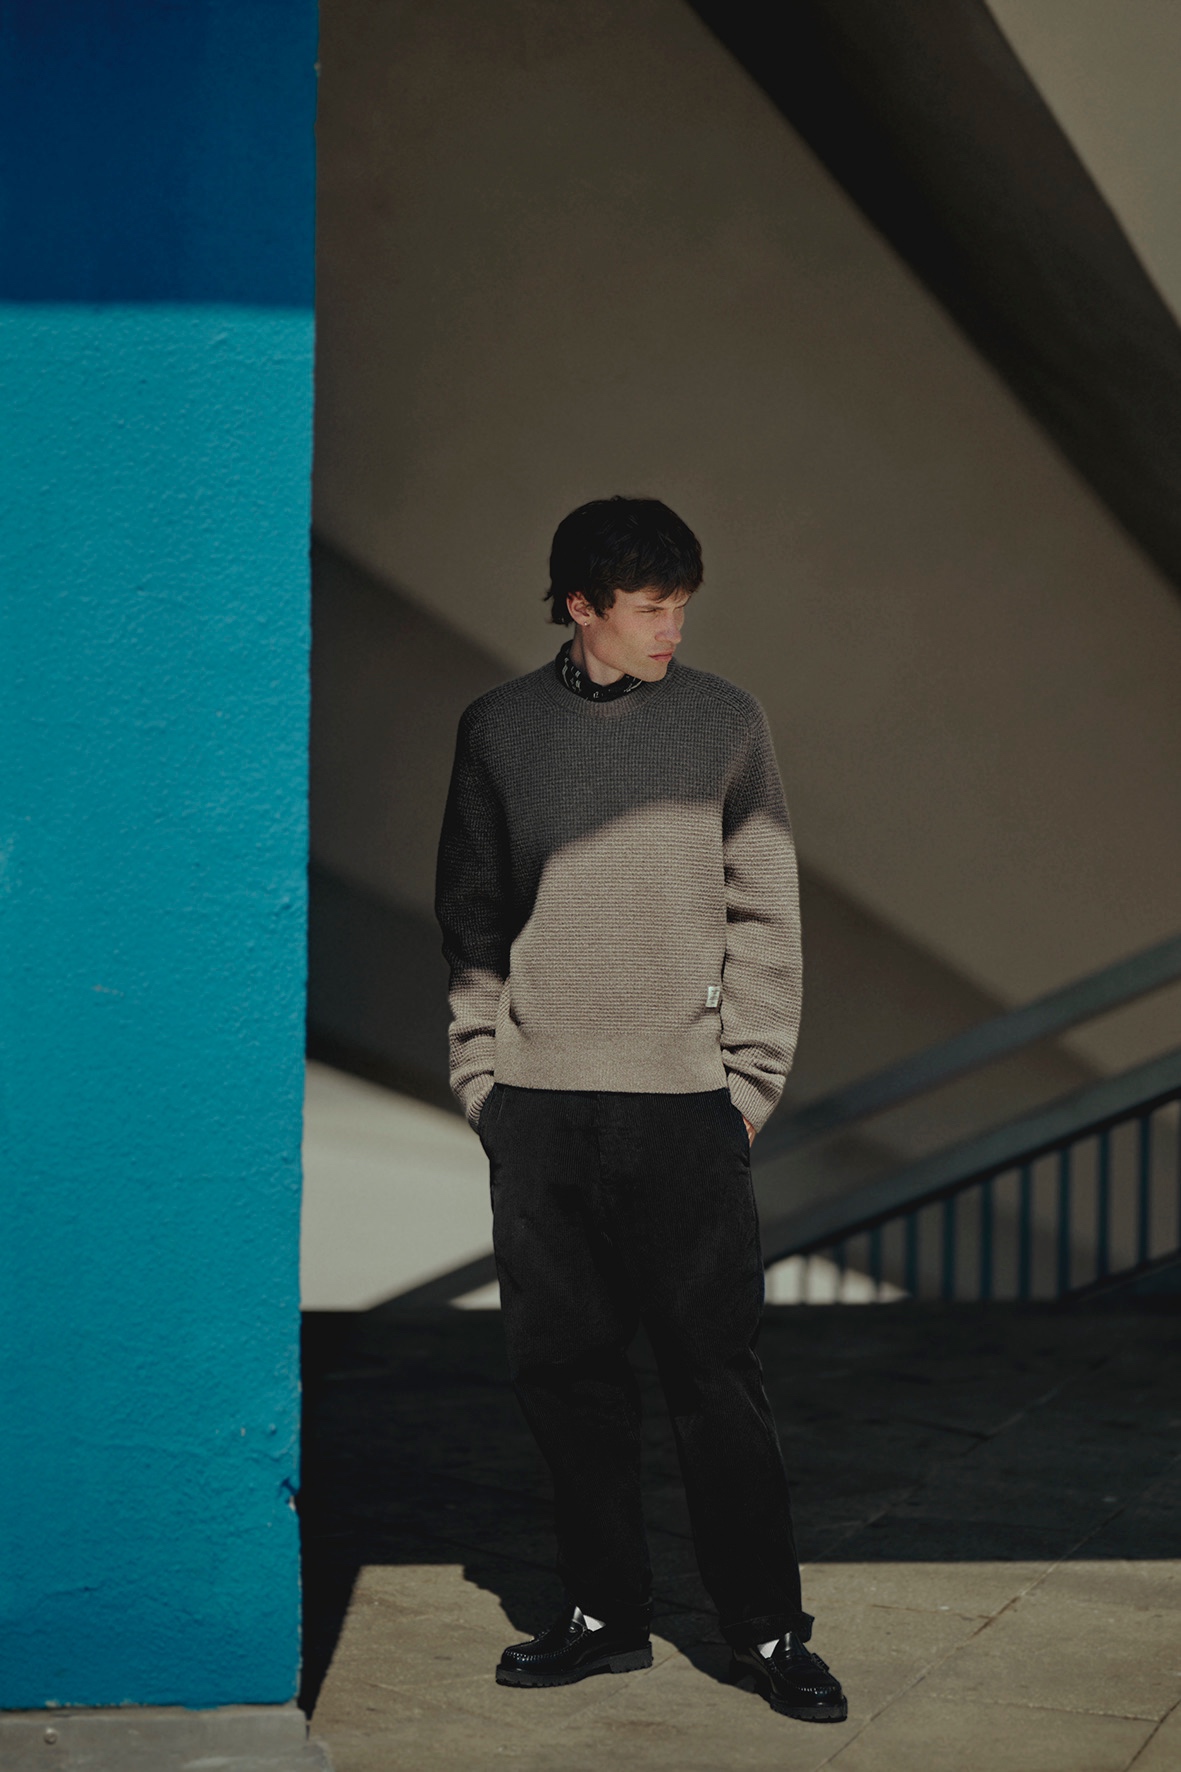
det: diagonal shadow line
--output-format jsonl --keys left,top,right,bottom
{"left": 365, "top": 1252, "right": 498, "bottom": 1313}
{"left": 299, "top": 1303, "right": 1181, "bottom": 1727}
{"left": 686, "top": 0, "right": 1181, "bottom": 600}
{"left": 814, "top": 1462, "right": 1181, "bottom": 1769}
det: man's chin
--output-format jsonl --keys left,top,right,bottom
{"left": 635, "top": 658, "right": 671, "bottom": 681}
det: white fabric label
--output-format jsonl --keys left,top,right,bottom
{"left": 705, "top": 984, "right": 722, "bottom": 1008}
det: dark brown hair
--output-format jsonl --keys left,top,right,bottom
{"left": 544, "top": 496, "right": 703, "bottom": 625}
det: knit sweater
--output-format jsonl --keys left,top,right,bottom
{"left": 435, "top": 654, "right": 803, "bottom": 1133}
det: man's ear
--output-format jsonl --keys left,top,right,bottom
{"left": 566, "top": 590, "right": 593, "bottom": 626}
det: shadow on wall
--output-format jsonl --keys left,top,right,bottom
{"left": 307, "top": 862, "right": 454, "bottom": 1113}
{"left": 297, "top": 1299, "right": 1181, "bottom": 1717}
{"left": 308, "top": 537, "right": 1181, "bottom": 1314}
{"left": 307, "top": 535, "right": 1097, "bottom": 1179}
{"left": 306, "top": 531, "right": 509, "bottom": 1108}
{"left": 306, "top": 535, "right": 1116, "bottom": 1314}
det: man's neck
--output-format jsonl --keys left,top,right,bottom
{"left": 568, "top": 627, "right": 624, "bottom": 687}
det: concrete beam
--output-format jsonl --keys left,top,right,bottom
{"left": 689, "top": 0, "right": 1181, "bottom": 597}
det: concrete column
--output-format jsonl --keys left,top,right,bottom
{"left": 0, "top": 4, "right": 323, "bottom": 1761}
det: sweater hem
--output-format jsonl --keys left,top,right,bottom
{"left": 495, "top": 1039, "right": 729, "bottom": 1097}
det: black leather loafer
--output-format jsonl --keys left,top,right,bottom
{"left": 729, "top": 1633, "right": 848, "bottom": 1722}
{"left": 496, "top": 1608, "right": 653, "bottom": 1687}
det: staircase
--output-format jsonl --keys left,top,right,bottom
{"left": 756, "top": 935, "right": 1181, "bottom": 1303}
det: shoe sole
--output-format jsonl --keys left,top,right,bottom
{"left": 496, "top": 1645, "right": 653, "bottom": 1687}
{"left": 729, "top": 1659, "right": 848, "bottom": 1723}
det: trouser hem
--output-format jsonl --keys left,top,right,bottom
{"left": 724, "top": 1608, "right": 814, "bottom": 1649}
{"left": 565, "top": 1592, "right": 653, "bottom": 1632}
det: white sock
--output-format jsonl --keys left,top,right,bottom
{"left": 572, "top": 1605, "right": 606, "bottom": 1632}
{"left": 757, "top": 1635, "right": 783, "bottom": 1657}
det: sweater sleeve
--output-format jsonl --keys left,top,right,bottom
{"left": 435, "top": 708, "right": 512, "bottom": 1128}
{"left": 720, "top": 705, "right": 803, "bottom": 1132}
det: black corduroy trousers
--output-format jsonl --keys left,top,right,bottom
{"left": 479, "top": 1082, "right": 812, "bottom": 1649}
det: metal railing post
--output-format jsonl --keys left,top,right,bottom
{"left": 1096, "top": 1127, "right": 1111, "bottom": 1282}
{"left": 1017, "top": 1162, "right": 1033, "bottom": 1300}
{"left": 979, "top": 1176, "right": 994, "bottom": 1301}
{"left": 1056, "top": 1145, "right": 1072, "bottom": 1297}
{"left": 1137, "top": 1112, "right": 1153, "bottom": 1265}
{"left": 941, "top": 1195, "right": 957, "bottom": 1300}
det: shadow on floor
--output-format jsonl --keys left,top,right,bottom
{"left": 297, "top": 1300, "right": 1181, "bottom": 1717}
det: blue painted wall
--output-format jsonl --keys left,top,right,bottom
{"left": 0, "top": 3, "right": 317, "bottom": 1708}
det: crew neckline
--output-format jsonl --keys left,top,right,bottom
{"left": 555, "top": 638, "right": 645, "bottom": 703}
{"left": 536, "top": 650, "right": 679, "bottom": 717}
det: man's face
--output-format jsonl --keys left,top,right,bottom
{"left": 570, "top": 586, "right": 691, "bottom": 681}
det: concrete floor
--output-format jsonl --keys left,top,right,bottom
{"left": 300, "top": 1301, "right": 1181, "bottom": 1771}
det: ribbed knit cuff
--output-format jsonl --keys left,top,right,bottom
{"left": 459, "top": 1073, "right": 495, "bottom": 1131}
{"left": 726, "top": 1070, "right": 782, "bottom": 1135}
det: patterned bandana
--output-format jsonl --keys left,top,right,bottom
{"left": 556, "top": 639, "right": 645, "bottom": 703}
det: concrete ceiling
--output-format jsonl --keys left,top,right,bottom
{"left": 988, "top": 0, "right": 1181, "bottom": 323}
{"left": 688, "top": 0, "right": 1181, "bottom": 606}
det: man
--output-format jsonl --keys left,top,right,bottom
{"left": 435, "top": 496, "right": 846, "bottom": 1724}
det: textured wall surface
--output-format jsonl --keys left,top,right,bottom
{"left": 314, "top": 0, "right": 1181, "bottom": 1075}
{"left": 0, "top": 2, "right": 316, "bottom": 1709}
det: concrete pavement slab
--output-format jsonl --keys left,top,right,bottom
{"left": 1127, "top": 1702, "right": 1181, "bottom": 1769}
{"left": 919, "top": 1582, "right": 1181, "bottom": 1718}
{"left": 827, "top": 1694, "right": 1155, "bottom": 1772}
{"left": 1033, "top": 1557, "right": 1181, "bottom": 1614}
{"left": 802, "top": 1556, "right": 1050, "bottom": 1621}
{"left": 302, "top": 1305, "right": 1181, "bottom": 1768}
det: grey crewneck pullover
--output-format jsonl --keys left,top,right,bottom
{"left": 435, "top": 654, "right": 802, "bottom": 1133}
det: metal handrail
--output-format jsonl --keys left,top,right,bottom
{"left": 761, "top": 1047, "right": 1181, "bottom": 1301}
{"left": 754, "top": 933, "right": 1181, "bottom": 1162}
